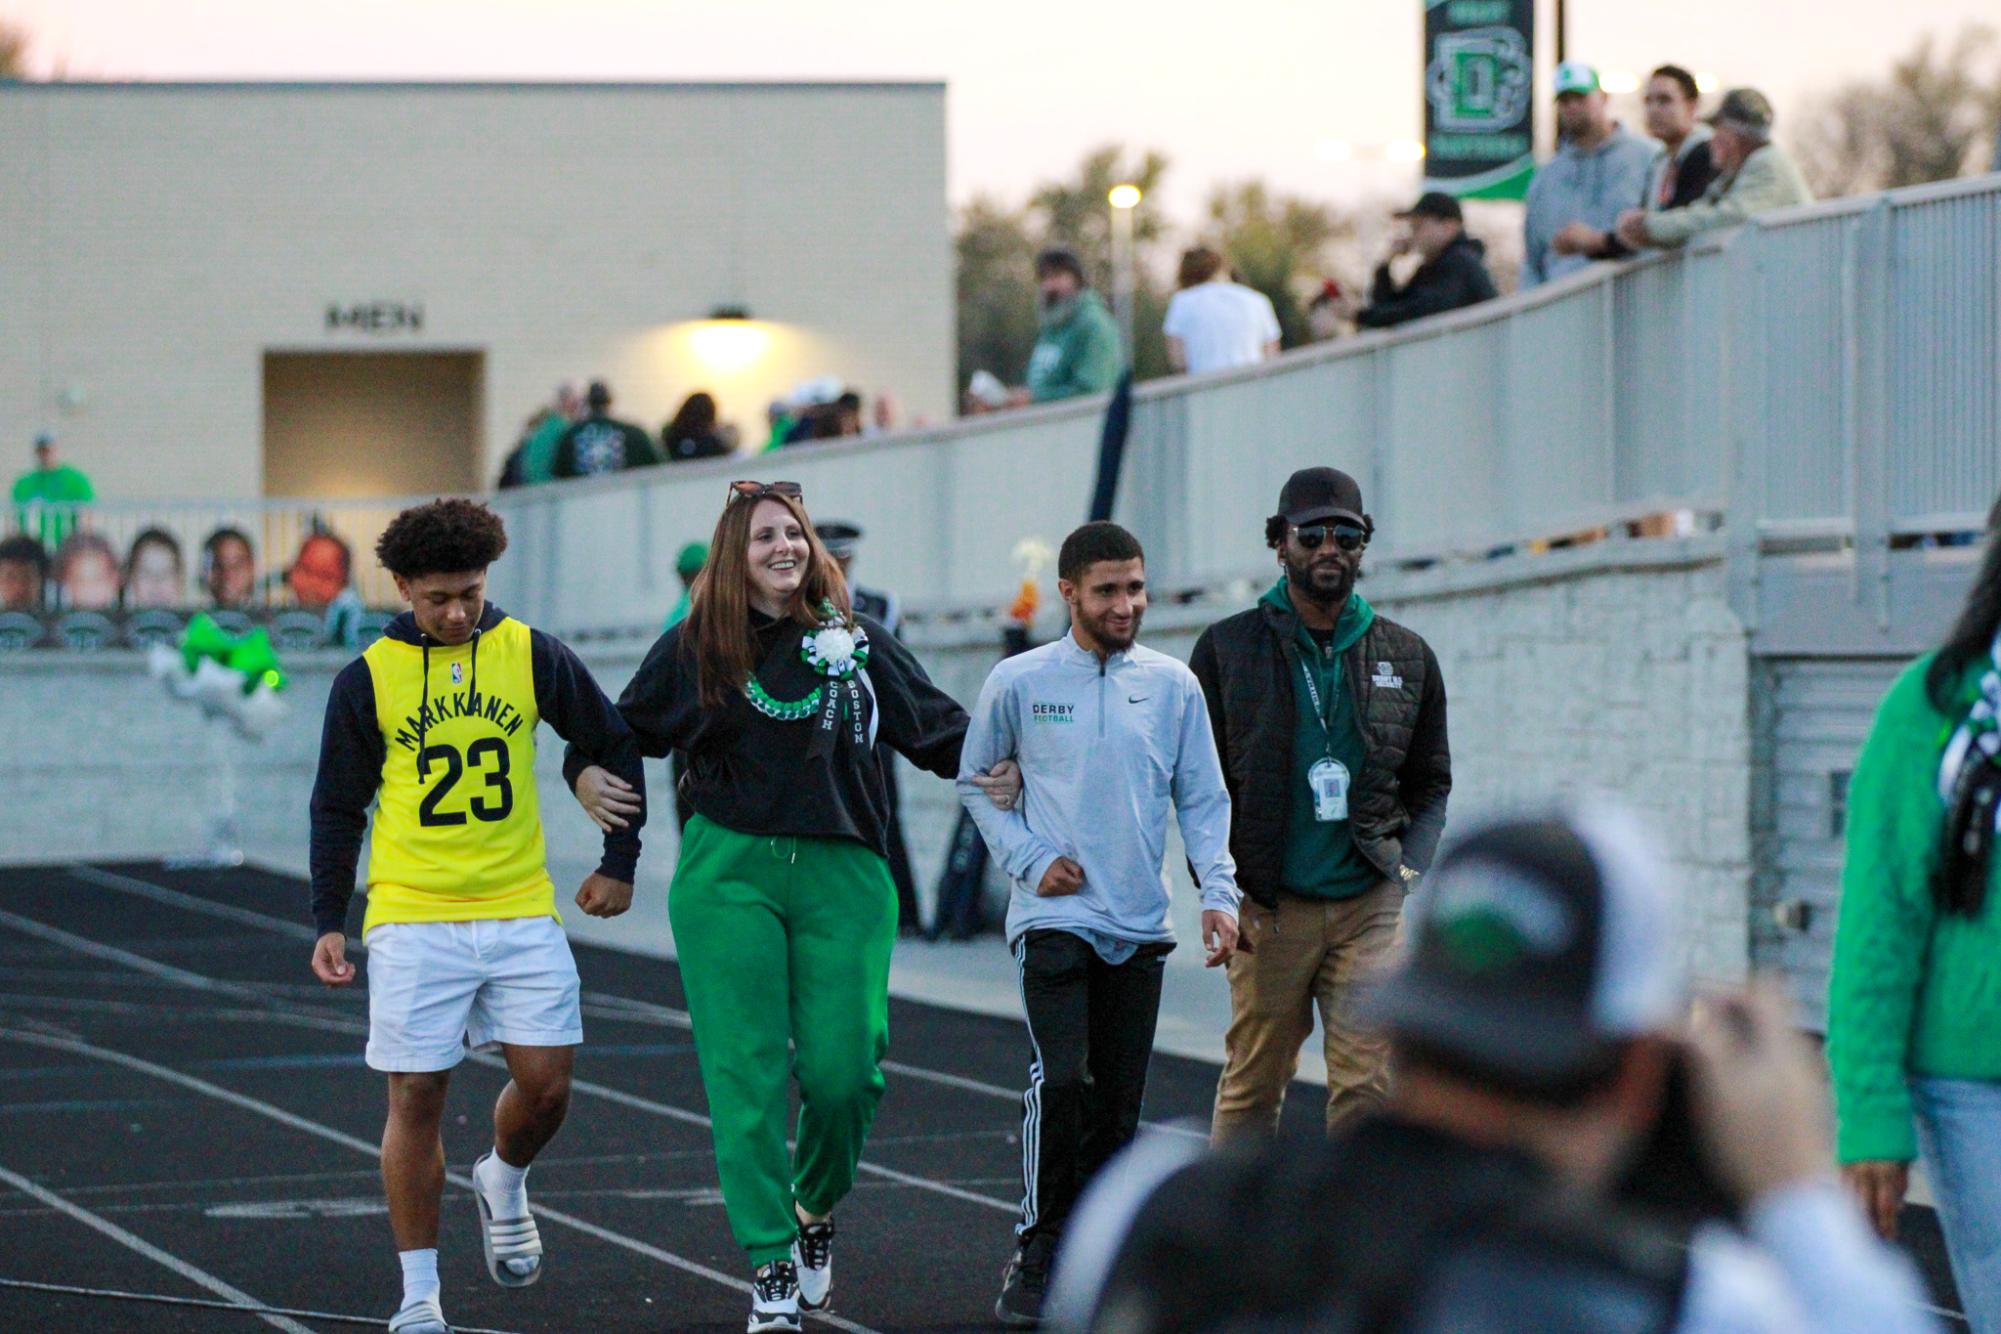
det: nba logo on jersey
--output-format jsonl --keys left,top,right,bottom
{"left": 451, "top": 662, "right": 463, "bottom": 686}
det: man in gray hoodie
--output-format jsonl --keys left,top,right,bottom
{"left": 1522, "top": 61, "right": 1660, "bottom": 288}
{"left": 960, "top": 520, "right": 1240, "bottom": 1328}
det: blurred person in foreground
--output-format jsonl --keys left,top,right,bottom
{"left": 1615, "top": 88, "right": 1811, "bottom": 253}
{"left": 123, "top": 527, "right": 187, "bottom": 608}
{"left": 1163, "top": 246, "right": 1280, "bottom": 375}
{"left": 1522, "top": 61, "right": 1658, "bottom": 288}
{"left": 0, "top": 534, "right": 49, "bottom": 611}
{"left": 1830, "top": 493, "right": 2001, "bottom": 1333}
{"left": 1553, "top": 64, "right": 1718, "bottom": 262}
{"left": 1049, "top": 805, "right": 1939, "bottom": 1334}
{"left": 1348, "top": 193, "right": 1497, "bottom": 330}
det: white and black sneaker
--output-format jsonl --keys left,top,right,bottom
{"left": 747, "top": 1259, "right": 801, "bottom": 1333}
{"left": 792, "top": 1218, "right": 835, "bottom": 1311}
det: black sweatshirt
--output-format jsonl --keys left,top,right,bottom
{"left": 565, "top": 611, "right": 966, "bottom": 861}
{"left": 309, "top": 604, "right": 646, "bottom": 937}
{"left": 1355, "top": 234, "right": 1500, "bottom": 329}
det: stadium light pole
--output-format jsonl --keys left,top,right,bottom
{"left": 1108, "top": 183, "right": 1142, "bottom": 363}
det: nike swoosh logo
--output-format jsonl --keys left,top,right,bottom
{"left": 1128, "top": 695, "right": 1149, "bottom": 704}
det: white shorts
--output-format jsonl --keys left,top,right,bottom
{"left": 364, "top": 917, "right": 583, "bottom": 1073}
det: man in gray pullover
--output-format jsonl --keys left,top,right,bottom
{"left": 959, "top": 520, "right": 1240, "bottom": 1328}
{"left": 1523, "top": 61, "right": 1660, "bottom": 288}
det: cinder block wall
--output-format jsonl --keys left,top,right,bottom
{"left": 0, "top": 544, "right": 1751, "bottom": 983}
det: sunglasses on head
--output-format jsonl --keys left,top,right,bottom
{"left": 728, "top": 480, "right": 804, "bottom": 505}
{"left": 1294, "top": 523, "right": 1368, "bottom": 552}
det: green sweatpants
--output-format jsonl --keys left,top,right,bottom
{"left": 669, "top": 814, "right": 899, "bottom": 1263}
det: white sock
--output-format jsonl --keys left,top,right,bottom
{"left": 398, "top": 1248, "right": 440, "bottom": 1308}
{"left": 477, "top": 1152, "right": 531, "bottom": 1218}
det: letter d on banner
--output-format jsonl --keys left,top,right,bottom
{"left": 1422, "top": 0, "right": 1535, "bottom": 200}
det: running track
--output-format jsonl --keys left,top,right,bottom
{"left": 0, "top": 862, "right": 1965, "bottom": 1331}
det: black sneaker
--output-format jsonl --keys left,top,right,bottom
{"left": 747, "top": 1259, "right": 800, "bottom": 1334}
{"left": 792, "top": 1217, "right": 835, "bottom": 1310}
{"left": 994, "top": 1234, "right": 1054, "bottom": 1328}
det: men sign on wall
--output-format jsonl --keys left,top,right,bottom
{"left": 1421, "top": 0, "right": 1535, "bottom": 201}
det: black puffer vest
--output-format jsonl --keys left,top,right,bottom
{"left": 1190, "top": 596, "right": 1451, "bottom": 907}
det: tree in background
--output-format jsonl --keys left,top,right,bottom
{"left": 1, "top": 20, "right": 31, "bottom": 78}
{"left": 1794, "top": 25, "right": 2001, "bottom": 196}
{"left": 1202, "top": 181, "right": 1353, "bottom": 351}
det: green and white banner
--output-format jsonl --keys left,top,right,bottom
{"left": 1422, "top": 0, "right": 1535, "bottom": 200}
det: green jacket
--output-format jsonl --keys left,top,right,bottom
{"left": 515, "top": 413, "right": 569, "bottom": 486}
{"left": 1026, "top": 290, "right": 1122, "bottom": 403}
{"left": 1642, "top": 142, "right": 1812, "bottom": 247}
{"left": 1827, "top": 652, "right": 2001, "bottom": 1163}
{"left": 12, "top": 464, "right": 94, "bottom": 548}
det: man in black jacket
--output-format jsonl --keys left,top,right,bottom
{"left": 1353, "top": 193, "right": 1497, "bottom": 329}
{"left": 1190, "top": 467, "right": 1450, "bottom": 1140}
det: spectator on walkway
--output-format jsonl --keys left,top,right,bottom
{"left": 1002, "top": 249, "right": 1122, "bottom": 406}
{"left": 0, "top": 534, "right": 49, "bottom": 611}
{"left": 1050, "top": 805, "right": 1941, "bottom": 1334}
{"left": 552, "top": 380, "right": 662, "bottom": 479}
{"left": 1522, "top": 61, "right": 1659, "bottom": 288}
{"left": 1351, "top": 192, "right": 1498, "bottom": 329}
{"left": 1162, "top": 247, "right": 1281, "bottom": 374}
{"left": 663, "top": 540, "right": 708, "bottom": 633}
{"left": 1192, "top": 467, "right": 1450, "bottom": 1141}
{"left": 500, "top": 382, "right": 582, "bottom": 488}
{"left": 663, "top": 391, "right": 733, "bottom": 462}
{"left": 1304, "top": 280, "right": 1348, "bottom": 342}
{"left": 123, "top": 527, "right": 186, "bottom": 608}
{"left": 53, "top": 531, "right": 120, "bottom": 611}
{"left": 1829, "top": 494, "right": 2001, "bottom": 1333}
{"left": 12, "top": 432, "right": 94, "bottom": 550}
{"left": 1556, "top": 65, "right": 1719, "bottom": 262}
{"left": 1616, "top": 89, "right": 1812, "bottom": 252}
{"left": 867, "top": 392, "right": 901, "bottom": 437}
{"left": 201, "top": 526, "right": 258, "bottom": 609}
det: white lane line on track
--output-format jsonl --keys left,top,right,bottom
{"left": 7, "top": 881, "right": 1021, "bottom": 1214}
{"left": 0, "top": 1278, "right": 529, "bottom": 1333}
{"left": 65, "top": 865, "right": 1206, "bottom": 1139}
{"left": 0, "top": 1160, "right": 317, "bottom": 1334}
{"left": 0, "top": 1027, "right": 887, "bottom": 1334}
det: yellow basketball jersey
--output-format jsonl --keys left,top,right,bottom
{"left": 361, "top": 615, "right": 553, "bottom": 934}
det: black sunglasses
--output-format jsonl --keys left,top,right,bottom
{"left": 1294, "top": 523, "right": 1368, "bottom": 552}
{"left": 728, "top": 479, "right": 804, "bottom": 505}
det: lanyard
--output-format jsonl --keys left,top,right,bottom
{"left": 1296, "top": 643, "right": 1340, "bottom": 758}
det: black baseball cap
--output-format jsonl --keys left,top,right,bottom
{"left": 1396, "top": 191, "right": 1463, "bottom": 223}
{"left": 1360, "top": 803, "right": 1686, "bottom": 1090}
{"left": 814, "top": 520, "right": 863, "bottom": 561}
{"left": 1276, "top": 467, "right": 1367, "bottom": 529}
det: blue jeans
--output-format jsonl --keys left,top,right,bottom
{"left": 1913, "top": 1076, "right": 2001, "bottom": 1333}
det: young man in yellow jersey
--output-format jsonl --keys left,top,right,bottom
{"left": 308, "top": 499, "right": 644, "bottom": 1334}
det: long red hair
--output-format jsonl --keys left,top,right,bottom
{"left": 682, "top": 491, "right": 852, "bottom": 707}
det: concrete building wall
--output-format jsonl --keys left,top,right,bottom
{"left": 0, "top": 82, "right": 951, "bottom": 499}
{"left": 0, "top": 542, "right": 1754, "bottom": 987}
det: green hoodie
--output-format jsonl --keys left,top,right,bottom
{"left": 1025, "top": 290, "right": 1122, "bottom": 403}
{"left": 1827, "top": 651, "right": 2001, "bottom": 1163}
{"left": 1261, "top": 579, "right": 1380, "bottom": 899}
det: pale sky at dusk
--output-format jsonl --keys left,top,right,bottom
{"left": 9, "top": 0, "right": 1996, "bottom": 221}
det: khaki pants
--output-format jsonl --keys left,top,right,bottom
{"left": 1211, "top": 881, "right": 1405, "bottom": 1142}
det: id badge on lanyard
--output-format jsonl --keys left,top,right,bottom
{"left": 1298, "top": 651, "right": 1350, "bottom": 822}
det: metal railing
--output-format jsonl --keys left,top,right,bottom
{"left": 8, "top": 173, "right": 1995, "bottom": 643}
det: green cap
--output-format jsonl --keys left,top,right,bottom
{"left": 1553, "top": 60, "right": 1600, "bottom": 96}
{"left": 675, "top": 541, "right": 709, "bottom": 578}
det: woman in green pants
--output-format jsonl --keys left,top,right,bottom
{"left": 567, "top": 480, "right": 1018, "bottom": 1332}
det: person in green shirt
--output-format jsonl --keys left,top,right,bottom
{"left": 663, "top": 540, "right": 708, "bottom": 632}
{"left": 514, "top": 383, "right": 582, "bottom": 487}
{"left": 1008, "top": 249, "right": 1123, "bottom": 406}
{"left": 1829, "top": 503, "right": 2001, "bottom": 1326}
{"left": 12, "top": 433, "right": 94, "bottom": 549}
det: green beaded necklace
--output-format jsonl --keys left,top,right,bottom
{"left": 745, "top": 674, "right": 822, "bottom": 722}
{"left": 741, "top": 604, "right": 869, "bottom": 723}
